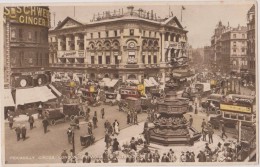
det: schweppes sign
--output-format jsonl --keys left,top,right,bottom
{"left": 4, "top": 6, "right": 50, "bottom": 28}
{"left": 220, "top": 103, "right": 252, "bottom": 114}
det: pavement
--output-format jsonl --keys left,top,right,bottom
{"left": 76, "top": 114, "right": 233, "bottom": 163}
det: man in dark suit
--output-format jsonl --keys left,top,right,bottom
{"left": 15, "top": 124, "right": 21, "bottom": 141}
{"left": 42, "top": 117, "right": 49, "bottom": 133}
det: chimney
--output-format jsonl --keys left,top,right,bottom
{"left": 151, "top": 10, "right": 154, "bottom": 19}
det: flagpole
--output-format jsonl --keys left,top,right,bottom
{"left": 181, "top": 7, "right": 182, "bottom": 22}
{"left": 169, "top": 6, "right": 170, "bottom": 17}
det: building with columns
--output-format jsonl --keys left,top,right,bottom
{"left": 49, "top": 6, "right": 188, "bottom": 86}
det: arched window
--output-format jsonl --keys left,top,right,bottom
{"left": 128, "top": 74, "right": 136, "bottom": 79}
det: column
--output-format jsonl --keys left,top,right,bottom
{"left": 161, "top": 69, "right": 166, "bottom": 89}
{"left": 161, "top": 33, "right": 165, "bottom": 63}
{"left": 75, "top": 35, "right": 79, "bottom": 50}
{"left": 57, "top": 38, "right": 62, "bottom": 50}
{"left": 66, "top": 36, "right": 70, "bottom": 51}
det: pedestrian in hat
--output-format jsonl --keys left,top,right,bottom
{"left": 21, "top": 125, "right": 27, "bottom": 141}
{"left": 161, "top": 153, "right": 170, "bottom": 162}
{"left": 208, "top": 124, "right": 214, "bottom": 144}
{"left": 221, "top": 125, "right": 228, "bottom": 139}
{"left": 61, "top": 150, "right": 68, "bottom": 163}
{"left": 8, "top": 115, "right": 14, "bottom": 129}
{"left": 112, "top": 138, "right": 120, "bottom": 152}
{"left": 101, "top": 108, "right": 105, "bottom": 119}
{"left": 189, "top": 115, "right": 193, "bottom": 127}
{"left": 82, "top": 152, "right": 91, "bottom": 163}
{"left": 42, "top": 117, "right": 49, "bottom": 134}
{"left": 102, "top": 149, "right": 109, "bottom": 163}
{"left": 28, "top": 114, "right": 34, "bottom": 130}
{"left": 180, "top": 151, "right": 186, "bottom": 162}
{"left": 92, "top": 115, "right": 98, "bottom": 129}
{"left": 15, "top": 124, "right": 21, "bottom": 141}
{"left": 153, "top": 150, "right": 160, "bottom": 162}
{"left": 67, "top": 127, "right": 73, "bottom": 144}
{"left": 87, "top": 122, "right": 93, "bottom": 135}
{"left": 197, "top": 150, "right": 206, "bottom": 162}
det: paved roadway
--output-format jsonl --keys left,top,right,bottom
{"left": 4, "top": 104, "right": 147, "bottom": 164}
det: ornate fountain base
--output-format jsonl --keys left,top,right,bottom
{"left": 149, "top": 126, "right": 201, "bottom": 146}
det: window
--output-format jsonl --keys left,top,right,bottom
{"left": 242, "top": 48, "right": 245, "bottom": 52}
{"left": 233, "top": 49, "right": 236, "bottom": 53}
{"left": 35, "top": 31, "right": 38, "bottom": 41}
{"left": 114, "top": 30, "right": 117, "bottom": 37}
{"left": 154, "top": 56, "right": 157, "bottom": 64}
{"left": 115, "top": 56, "right": 119, "bottom": 64}
{"left": 98, "top": 32, "right": 101, "bottom": 38}
{"left": 143, "top": 31, "right": 146, "bottom": 36}
{"left": 242, "top": 41, "right": 245, "bottom": 45}
{"left": 233, "top": 34, "right": 236, "bottom": 38}
{"left": 130, "top": 29, "right": 134, "bottom": 36}
{"left": 106, "top": 56, "right": 110, "bottom": 64}
{"left": 98, "top": 56, "right": 102, "bottom": 64}
{"left": 11, "top": 30, "right": 16, "bottom": 39}
{"left": 142, "top": 55, "right": 145, "bottom": 64}
{"left": 148, "top": 55, "right": 151, "bottom": 64}
{"left": 19, "top": 29, "right": 23, "bottom": 40}
{"left": 154, "top": 32, "right": 157, "bottom": 37}
{"left": 242, "top": 34, "right": 245, "bottom": 38}
{"left": 28, "top": 32, "right": 32, "bottom": 40}
{"left": 90, "top": 33, "right": 93, "bottom": 39}
{"left": 149, "top": 31, "right": 151, "bottom": 37}
{"left": 91, "top": 56, "right": 95, "bottom": 64}
{"left": 106, "top": 31, "right": 109, "bottom": 38}
{"left": 233, "top": 41, "right": 236, "bottom": 46}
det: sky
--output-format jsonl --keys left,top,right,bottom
{"left": 49, "top": 1, "right": 255, "bottom": 48}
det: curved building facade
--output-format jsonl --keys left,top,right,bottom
{"left": 49, "top": 6, "right": 189, "bottom": 86}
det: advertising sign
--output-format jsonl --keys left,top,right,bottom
{"left": 220, "top": 103, "right": 252, "bottom": 114}
{"left": 4, "top": 6, "right": 50, "bottom": 28}
{"left": 57, "top": 50, "right": 85, "bottom": 58}
{"left": 165, "top": 41, "right": 182, "bottom": 49}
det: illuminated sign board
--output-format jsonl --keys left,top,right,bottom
{"left": 220, "top": 103, "right": 252, "bottom": 114}
{"left": 4, "top": 6, "right": 50, "bottom": 27}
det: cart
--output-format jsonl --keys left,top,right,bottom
{"left": 104, "top": 92, "right": 118, "bottom": 106}
{"left": 81, "top": 90, "right": 101, "bottom": 107}
{"left": 80, "top": 135, "right": 95, "bottom": 147}
{"left": 123, "top": 97, "right": 142, "bottom": 113}
{"left": 63, "top": 103, "right": 85, "bottom": 121}
{"left": 43, "top": 108, "right": 65, "bottom": 125}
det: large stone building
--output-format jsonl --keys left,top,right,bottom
{"left": 48, "top": 6, "right": 189, "bottom": 87}
{"left": 247, "top": 5, "right": 256, "bottom": 83}
{"left": 4, "top": 6, "right": 52, "bottom": 88}
{"left": 203, "top": 46, "right": 214, "bottom": 68}
{"left": 210, "top": 22, "right": 247, "bottom": 73}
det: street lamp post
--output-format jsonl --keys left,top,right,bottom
{"left": 238, "top": 76, "right": 241, "bottom": 94}
{"left": 72, "top": 131, "right": 75, "bottom": 156}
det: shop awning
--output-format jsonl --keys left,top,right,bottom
{"left": 49, "top": 84, "right": 62, "bottom": 97}
{"left": 144, "top": 79, "right": 154, "bottom": 87}
{"left": 149, "top": 77, "right": 159, "bottom": 86}
{"left": 106, "top": 79, "right": 119, "bottom": 87}
{"left": 16, "top": 86, "right": 57, "bottom": 106}
{"left": 126, "top": 79, "right": 140, "bottom": 85}
{"left": 34, "top": 86, "right": 57, "bottom": 102}
{"left": 4, "top": 89, "right": 15, "bottom": 107}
